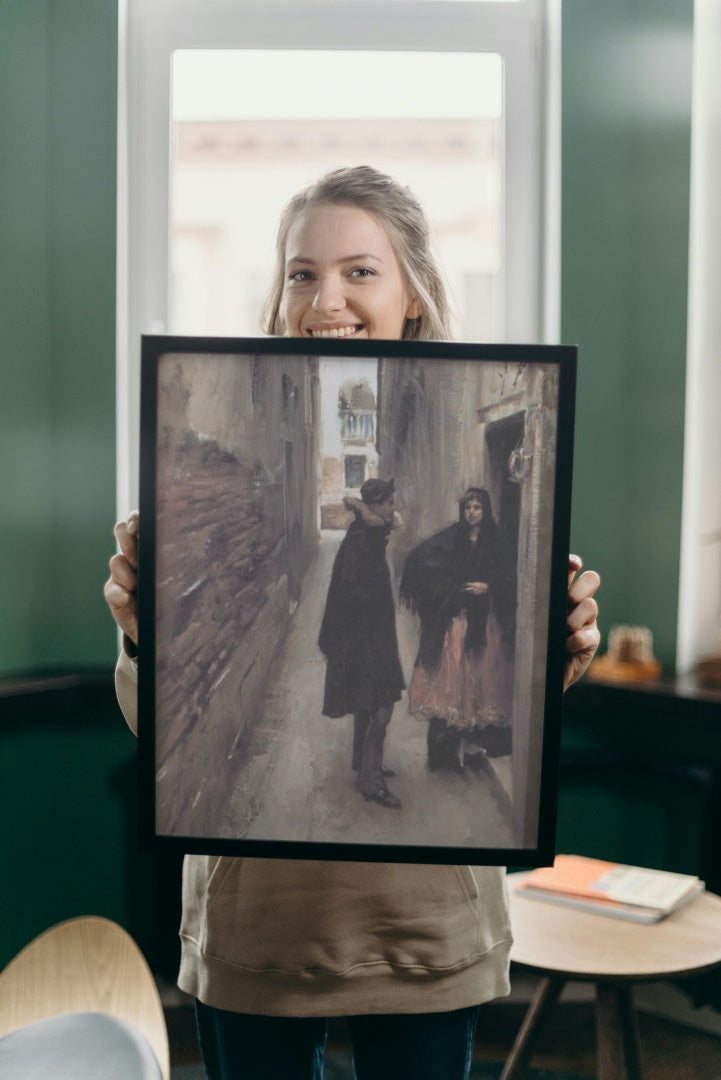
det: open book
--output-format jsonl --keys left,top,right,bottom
{"left": 516, "top": 854, "right": 705, "bottom": 923}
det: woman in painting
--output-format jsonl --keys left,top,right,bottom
{"left": 400, "top": 487, "right": 514, "bottom": 770}
{"left": 105, "top": 166, "right": 601, "bottom": 1080}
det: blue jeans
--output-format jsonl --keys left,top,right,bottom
{"left": 195, "top": 1000, "right": 481, "bottom": 1080}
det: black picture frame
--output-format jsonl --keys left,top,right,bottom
{"left": 138, "top": 335, "right": 576, "bottom": 865}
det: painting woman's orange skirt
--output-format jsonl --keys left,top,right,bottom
{"left": 408, "top": 612, "right": 513, "bottom": 732}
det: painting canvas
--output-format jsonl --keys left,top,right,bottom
{"left": 138, "top": 336, "right": 576, "bottom": 864}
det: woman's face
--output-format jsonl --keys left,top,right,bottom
{"left": 281, "top": 203, "right": 421, "bottom": 341}
{"left": 463, "top": 498, "right": 484, "bottom": 527}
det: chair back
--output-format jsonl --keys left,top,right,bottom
{"left": 0, "top": 915, "right": 170, "bottom": 1080}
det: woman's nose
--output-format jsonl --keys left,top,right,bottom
{"left": 312, "top": 274, "right": 345, "bottom": 314}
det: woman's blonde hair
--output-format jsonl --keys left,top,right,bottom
{"left": 261, "top": 165, "right": 454, "bottom": 341}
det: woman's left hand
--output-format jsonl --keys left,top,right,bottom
{"left": 463, "top": 581, "right": 489, "bottom": 596}
{"left": 564, "top": 554, "right": 601, "bottom": 691}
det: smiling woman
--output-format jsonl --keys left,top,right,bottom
{"left": 282, "top": 205, "right": 420, "bottom": 340}
{"left": 263, "top": 166, "right": 451, "bottom": 341}
{"left": 106, "top": 159, "right": 599, "bottom": 1079}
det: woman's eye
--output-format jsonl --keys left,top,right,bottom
{"left": 288, "top": 270, "right": 313, "bottom": 283}
{"left": 349, "top": 267, "right": 375, "bottom": 279}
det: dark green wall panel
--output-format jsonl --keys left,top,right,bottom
{"left": 1, "top": 3, "right": 54, "bottom": 668}
{"left": 47, "top": 2, "right": 119, "bottom": 667}
{"left": 0, "top": 0, "right": 118, "bottom": 674}
{"left": 562, "top": 0, "right": 693, "bottom": 669}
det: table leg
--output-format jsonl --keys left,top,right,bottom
{"left": 596, "top": 982, "right": 643, "bottom": 1080}
{"left": 500, "top": 976, "right": 565, "bottom": 1080}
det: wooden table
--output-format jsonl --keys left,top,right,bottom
{"left": 503, "top": 873, "right": 721, "bottom": 1080}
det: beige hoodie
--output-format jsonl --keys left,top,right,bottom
{"left": 116, "top": 651, "right": 512, "bottom": 1016}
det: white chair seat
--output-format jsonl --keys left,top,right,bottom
{"left": 0, "top": 1011, "right": 162, "bottom": 1079}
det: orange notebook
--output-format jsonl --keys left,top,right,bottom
{"left": 517, "top": 855, "right": 703, "bottom": 923}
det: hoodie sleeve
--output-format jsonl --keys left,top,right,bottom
{"left": 115, "top": 647, "right": 139, "bottom": 736}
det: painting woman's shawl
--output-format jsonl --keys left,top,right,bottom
{"left": 400, "top": 523, "right": 499, "bottom": 671}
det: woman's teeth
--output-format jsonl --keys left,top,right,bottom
{"left": 310, "top": 325, "right": 360, "bottom": 338}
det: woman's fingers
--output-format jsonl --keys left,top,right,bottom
{"left": 463, "top": 582, "right": 489, "bottom": 594}
{"left": 564, "top": 561, "right": 601, "bottom": 690}
{"left": 566, "top": 589, "right": 600, "bottom": 634}
{"left": 566, "top": 620, "right": 601, "bottom": 656}
{"left": 568, "top": 566, "right": 601, "bottom": 608}
{"left": 567, "top": 553, "right": 583, "bottom": 587}
{"left": 113, "top": 511, "right": 139, "bottom": 568}
{"left": 104, "top": 511, "right": 140, "bottom": 645}
{"left": 103, "top": 574, "right": 139, "bottom": 643}
{"left": 108, "top": 551, "right": 137, "bottom": 591}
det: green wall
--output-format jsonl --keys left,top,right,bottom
{"left": 563, "top": 0, "right": 693, "bottom": 669}
{"left": 0, "top": 0, "right": 118, "bottom": 675}
{"left": 0, "top": 0, "right": 133, "bottom": 969}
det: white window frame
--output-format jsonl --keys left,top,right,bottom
{"left": 676, "top": 0, "right": 721, "bottom": 675}
{"left": 117, "top": 0, "right": 558, "bottom": 512}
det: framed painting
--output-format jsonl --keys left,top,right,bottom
{"left": 137, "top": 336, "right": 576, "bottom": 864}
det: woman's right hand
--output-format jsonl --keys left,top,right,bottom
{"left": 103, "top": 510, "right": 139, "bottom": 646}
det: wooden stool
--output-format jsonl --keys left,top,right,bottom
{"left": 502, "top": 873, "right": 721, "bottom": 1080}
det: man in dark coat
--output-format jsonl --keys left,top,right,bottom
{"left": 318, "top": 477, "right": 404, "bottom": 808}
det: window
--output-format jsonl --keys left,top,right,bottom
{"left": 118, "top": 0, "right": 556, "bottom": 510}
{"left": 344, "top": 456, "right": 367, "bottom": 491}
{"left": 169, "top": 49, "right": 504, "bottom": 342}
{"left": 677, "top": 3, "right": 721, "bottom": 674}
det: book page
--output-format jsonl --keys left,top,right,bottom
{"left": 597, "top": 866, "right": 699, "bottom": 910}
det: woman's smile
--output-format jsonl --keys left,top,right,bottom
{"left": 306, "top": 323, "right": 365, "bottom": 339}
{"left": 281, "top": 203, "right": 420, "bottom": 340}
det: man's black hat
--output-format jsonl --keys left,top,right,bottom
{"left": 360, "top": 477, "right": 395, "bottom": 505}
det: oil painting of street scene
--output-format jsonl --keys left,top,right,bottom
{"left": 148, "top": 346, "right": 563, "bottom": 857}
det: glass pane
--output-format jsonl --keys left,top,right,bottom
{"left": 170, "top": 50, "right": 503, "bottom": 340}
{"left": 335, "top": 1, "right": 521, "bottom": 3}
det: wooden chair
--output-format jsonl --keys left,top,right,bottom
{"left": 0, "top": 915, "right": 169, "bottom": 1079}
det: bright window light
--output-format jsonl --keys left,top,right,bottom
{"left": 172, "top": 50, "right": 502, "bottom": 121}
{"left": 170, "top": 50, "right": 503, "bottom": 341}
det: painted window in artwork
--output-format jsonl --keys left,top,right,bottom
{"left": 344, "top": 456, "right": 366, "bottom": 491}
